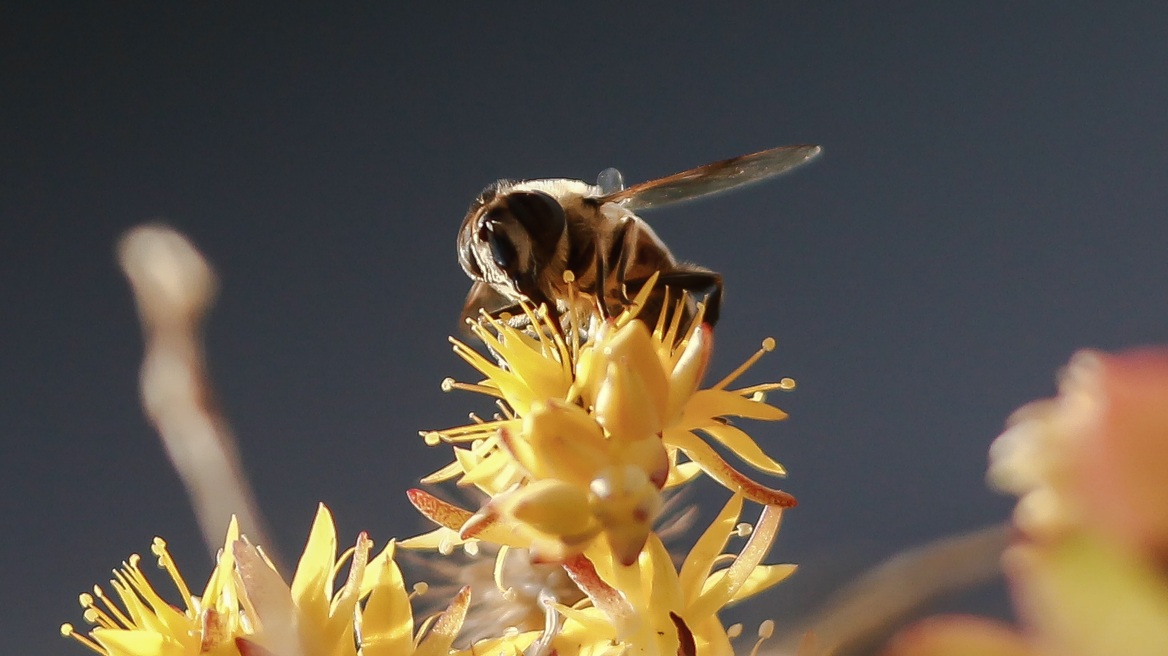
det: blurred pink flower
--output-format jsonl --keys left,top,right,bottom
{"left": 886, "top": 347, "right": 1168, "bottom": 656}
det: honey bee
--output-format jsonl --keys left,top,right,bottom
{"left": 456, "top": 144, "right": 821, "bottom": 330}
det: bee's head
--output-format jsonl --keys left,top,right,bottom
{"left": 458, "top": 182, "right": 566, "bottom": 300}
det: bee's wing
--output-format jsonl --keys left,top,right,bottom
{"left": 597, "top": 144, "right": 821, "bottom": 212}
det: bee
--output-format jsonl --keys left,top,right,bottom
{"left": 456, "top": 144, "right": 821, "bottom": 331}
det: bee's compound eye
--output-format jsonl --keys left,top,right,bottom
{"left": 484, "top": 223, "right": 518, "bottom": 273}
{"left": 504, "top": 191, "right": 565, "bottom": 261}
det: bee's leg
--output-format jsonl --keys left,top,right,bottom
{"left": 610, "top": 217, "right": 639, "bottom": 305}
{"left": 592, "top": 234, "right": 611, "bottom": 320}
{"left": 626, "top": 268, "right": 723, "bottom": 327}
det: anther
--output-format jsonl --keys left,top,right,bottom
{"left": 713, "top": 338, "right": 777, "bottom": 391}
{"left": 748, "top": 620, "right": 775, "bottom": 656}
{"left": 735, "top": 522, "right": 753, "bottom": 538}
{"left": 60, "top": 623, "right": 103, "bottom": 654}
{"left": 423, "top": 432, "right": 442, "bottom": 446}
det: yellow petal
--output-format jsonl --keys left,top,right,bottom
{"left": 679, "top": 494, "right": 743, "bottom": 605}
{"left": 593, "top": 317, "right": 668, "bottom": 420}
{"left": 699, "top": 423, "right": 787, "bottom": 476}
{"left": 614, "top": 434, "right": 670, "bottom": 489}
{"left": 689, "top": 614, "right": 735, "bottom": 656}
{"left": 506, "top": 478, "right": 598, "bottom": 539}
{"left": 682, "top": 389, "right": 788, "bottom": 425}
{"left": 666, "top": 322, "right": 712, "bottom": 423}
{"left": 645, "top": 534, "right": 684, "bottom": 611}
{"left": 414, "top": 586, "right": 471, "bottom": 656}
{"left": 396, "top": 526, "right": 463, "bottom": 552}
{"left": 450, "top": 338, "right": 536, "bottom": 414}
{"left": 457, "top": 446, "right": 520, "bottom": 493}
{"left": 201, "top": 516, "right": 239, "bottom": 605}
{"left": 519, "top": 400, "right": 610, "bottom": 485}
{"left": 664, "top": 460, "right": 704, "bottom": 488}
{"left": 595, "top": 359, "right": 663, "bottom": 442}
{"left": 290, "top": 504, "right": 337, "bottom": 632}
{"left": 702, "top": 563, "right": 797, "bottom": 604}
{"left": 91, "top": 629, "right": 187, "bottom": 656}
{"left": 233, "top": 539, "right": 298, "bottom": 651}
{"left": 359, "top": 542, "right": 415, "bottom": 656}
{"left": 491, "top": 327, "right": 573, "bottom": 401}
{"left": 322, "top": 533, "right": 371, "bottom": 653}
{"left": 689, "top": 505, "right": 783, "bottom": 622}
{"left": 589, "top": 465, "right": 662, "bottom": 566}
{"left": 666, "top": 430, "right": 796, "bottom": 507}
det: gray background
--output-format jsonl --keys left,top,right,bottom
{"left": 5, "top": 3, "right": 1168, "bottom": 654}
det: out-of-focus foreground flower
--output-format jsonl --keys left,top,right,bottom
{"left": 885, "top": 348, "right": 1168, "bottom": 656}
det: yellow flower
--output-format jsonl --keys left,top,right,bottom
{"left": 63, "top": 504, "right": 500, "bottom": 656}
{"left": 61, "top": 517, "right": 248, "bottom": 656}
{"left": 360, "top": 540, "right": 535, "bottom": 656}
{"left": 550, "top": 494, "right": 794, "bottom": 656}
{"left": 415, "top": 279, "right": 795, "bottom": 565}
{"left": 230, "top": 504, "right": 373, "bottom": 656}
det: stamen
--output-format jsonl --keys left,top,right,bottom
{"left": 495, "top": 400, "right": 515, "bottom": 419}
{"left": 441, "top": 377, "right": 500, "bottom": 397}
{"left": 735, "top": 522, "right": 753, "bottom": 538}
{"left": 78, "top": 592, "right": 117, "bottom": 630}
{"left": 411, "top": 581, "right": 429, "bottom": 598}
{"left": 563, "top": 271, "right": 581, "bottom": 362}
{"left": 726, "top": 623, "right": 744, "bottom": 639}
{"left": 514, "top": 303, "right": 547, "bottom": 345}
{"left": 748, "top": 620, "right": 775, "bottom": 656}
{"left": 493, "top": 545, "right": 511, "bottom": 594}
{"left": 713, "top": 337, "right": 777, "bottom": 391}
{"left": 91, "top": 584, "right": 133, "bottom": 629}
{"left": 60, "top": 624, "right": 104, "bottom": 654}
{"left": 463, "top": 541, "right": 480, "bottom": 556}
{"left": 423, "top": 432, "right": 443, "bottom": 446}
{"left": 429, "top": 419, "right": 510, "bottom": 441}
{"left": 151, "top": 537, "right": 193, "bottom": 611}
{"left": 731, "top": 381, "right": 794, "bottom": 396}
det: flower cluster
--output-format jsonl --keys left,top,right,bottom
{"left": 62, "top": 505, "right": 479, "bottom": 656}
{"left": 64, "top": 278, "right": 799, "bottom": 656}
{"left": 406, "top": 280, "right": 796, "bottom": 655}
